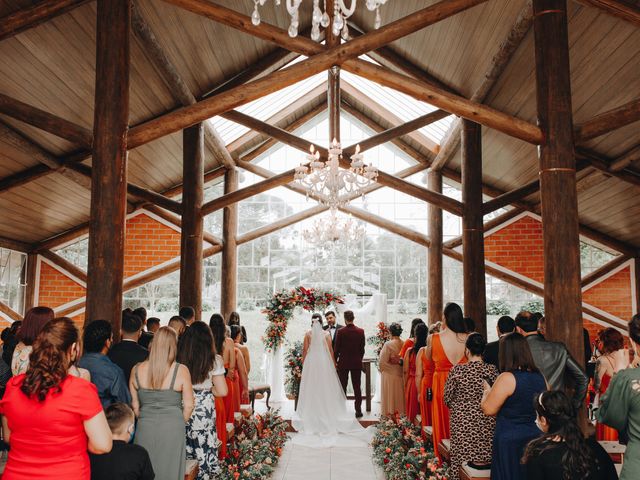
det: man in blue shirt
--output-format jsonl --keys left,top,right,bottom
{"left": 79, "top": 319, "right": 131, "bottom": 408}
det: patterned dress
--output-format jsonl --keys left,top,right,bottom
{"left": 186, "top": 356, "right": 225, "bottom": 480}
{"left": 444, "top": 361, "right": 499, "bottom": 480}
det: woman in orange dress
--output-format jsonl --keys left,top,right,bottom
{"left": 416, "top": 322, "right": 442, "bottom": 433}
{"left": 399, "top": 318, "right": 424, "bottom": 359}
{"left": 425, "top": 303, "right": 470, "bottom": 458}
{"left": 595, "top": 328, "right": 629, "bottom": 441}
{"left": 231, "top": 326, "right": 250, "bottom": 407}
{"left": 210, "top": 314, "right": 237, "bottom": 453}
{"left": 403, "top": 323, "right": 428, "bottom": 423}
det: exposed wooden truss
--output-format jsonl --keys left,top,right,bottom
{"left": 573, "top": 0, "right": 640, "bottom": 28}
{"left": 574, "top": 98, "right": 640, "bottom": 142}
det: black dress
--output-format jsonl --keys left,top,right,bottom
{"left": 525, "top": 438, "right": 618, "bottom": 480}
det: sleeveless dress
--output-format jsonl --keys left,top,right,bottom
{"left": 232, "top": 347, "right": 242, "bottom": 412}
{"left": 223, "top": 362, "right": 237, "bottom": 424}
{"left": 134, "top": 364, "right": 186, "bottom": 480}
{"left": 491, "top": 370, "right": 546, "bottom": 480}
{"left": 405, "top": 350, "right": 420, "bottom": 422}
{"left": 419, "top": 352, "right": 435, "bottom": 433}
{"left": 596, "top": 372, "right": 618, "bottom": 441}
{"left": 399, "top": 338, "right": 414, "bottom": 359}
{"left": 214, "top": 396, "right": 227, "bottom": 459}
{"left": 431, "top": 333, "right": 466, "bottom": 457}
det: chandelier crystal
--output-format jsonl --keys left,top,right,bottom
{"left": 294, "top": 139, "right": 378, "bottom": 209}
{"left": 251, "top": 0, "right": 391, "bottom": 40}
{"left": 302, "top": 209, "right": 365, "bottom": 246}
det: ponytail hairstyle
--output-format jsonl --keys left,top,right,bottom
{"left": 443, "top": 302, "right": 467, "bottom": 333}
{"left": 21, "top": 317, "right": 78, "bottom": 401}
{"left": 523, "top": 390, "right": 593, "bottom": 480}
{"left": 148, "top": 327, "right": 177, "bottom": 389}
{"left": 209, "top": 313, "right": 226, "bottom": 356}
{"left": 412, "top": 323, "right": 428, "bottom": 356}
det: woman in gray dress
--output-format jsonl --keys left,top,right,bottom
{"left": 130, "top": 326, "right": 195, "bottom": 480}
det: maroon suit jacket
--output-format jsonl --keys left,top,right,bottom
{"left": 334, "top": 323, "right": 365, "bottom": 371}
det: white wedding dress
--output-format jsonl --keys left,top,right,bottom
{"left": 291, "top": 319, "right": 369, "bottom": 447}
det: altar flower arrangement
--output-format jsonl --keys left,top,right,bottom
{"left": 372, "top": 414, "right": 449, "bottom": 480}
{"left": 367, "top": 321, "right": 391, "bottom": 363}
{"left": 284, "top": 340, "right": 304, "bottom": 397}
{"left": 220, "top": 410, "right": 288, "bottom": 480}
{"left": 262, "top": 286, "right": 344, "bottom": 351}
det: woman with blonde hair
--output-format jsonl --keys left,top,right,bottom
{"left": 130, "top": 327, "right": 194, "bottom": 480}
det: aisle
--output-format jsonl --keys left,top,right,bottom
{"left": 271, "top": 436, "right": 385, "bottom": 480}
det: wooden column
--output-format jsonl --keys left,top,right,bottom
{"left": 427, "top": 170, "right": 443, "bottom": 325}
{"left": 461, "top": 120, "right": 487, "bottom": 337}
{"left": 635, "top": 257, "right": 640, "bottom": 315}
{"left": 85, "top": 0, "right": 130, "bottom": 334}
{"left": 180, "top": 123, "right": 204, "bottom": 320}
{"left": 24, "top": 253, "right": 38, "bottom": 310}
{"left": 533, "top": 0, "right": 583, "bottom": 361}
{"left": 328, "top": 66, "right": 341, "bottom": 142}
{"left": 221, "top": 168, "right": 238, "bottom": 319}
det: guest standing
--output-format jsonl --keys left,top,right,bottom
{"left": 131, "top": 327, "right": 194, "bottom": 480}
{"left": 79, "top": 320, "right": 131, "bottom": 408}
{"left": 481, "top": 332, "right": 546, "bottom": 480}
{"left": 403, "top": 323, "right": 426, "bottom": 423}
{"left": 596, "top": 314, "right": 640, "bottom": 480}
{"left": 482, "top": 315, "right": 515, "bottom": 370}
{"left": 378, "top": 322, "right": 404, "bottom": 416}
{"left": 108, "top": 311, "right": 149, "bottom": 384}
{"left": 11, "top": 306, "right": 54, "bottom": 375}
{"left": 180, "top": 306, "right": 196, "bottom": 327}
{"left": 323, "top": 310, "right": 343, "bottom": 350}
{"left": 230, "top": 325, "right": 250, "bottom": 406}
{"left": 177, "top": 322, "right": 227, "bottom": 479}
{"left": 427, "top": 303, "right": 469, "bottom": 458}
{"left": 232, "top": 325, "right": 251, "bottom": 376}
{"left": 523, "top": 390, "right": 617, "bottom": 480}
{"left": 168, "top": 316, "right": 187, "bottom": 337}
{"left": 594, "top": 327, "right": 628, "bottom": 441}
{"left": 415, "top": 325, "right": 436, "bottom": 432}
{"left": 444, "top": 333, "right": 498, "bottom": 480}
{"left": 0, "top": 318, "right": 112, "bottom": 479}
{"left": 399, "top": 318, "right": 424, "bottom": 359}
{"left": 134, "top": 308, "right": 154, "bottom": 350}
{"left": 210, "top": 313, "right": 236, "bottom": 455}
{"left": 228, "top": 311, "right": 247, "bottom": 344}
{"left": 334, "top": 310, "right": 366, "bottom": 418}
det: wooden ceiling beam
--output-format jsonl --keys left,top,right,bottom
{"left": 0, "top": 92, "right": 92, "bottom": 148}
{"left": 573, "top": 0, "right": 640, "bottom": 28}
{"left": 577, "top": 147, "right": 640, "bottom": 189}
{"left": 237, "top": 205, "right": 328, "bottom": 245}
{"left": 136, "top": 0, "right": 489, "bottom": 147}
{"left": 580, "top": 254, "right": 631, "bottom": 288}
{"left": 431, "top": 1, "right": 534, "bottom": 170}
{"left": 574, "top": 98, "right": 640, "bottom": 142}
{"left": 609, "top": 144, "right": 640, "bottom": 172}
{"left": 0, "top": 300, "right": 22, "bottom": 322}
{"left": 482, "top": 178, "right": 540, "bottom": 214}
{"left": 39, "top": 249, "right": 87, "bottom": 284}
{"left": 0, "top": 0, "right": 90, "bottom": 42}
{"left": 142, "top": 204, "right": 222, "bottom": 246}
{"left": 0, "top": 235, "right": 32, "bottom": 253}
{"left": 131, "top": 4, "right": 234, "bottom": 168}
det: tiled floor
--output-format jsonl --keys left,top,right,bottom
{"left": 271, "top": 436, "right": 385, "bottom": 480}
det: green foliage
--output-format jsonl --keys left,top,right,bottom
{"left": 284, "top": 341, "right": 303, "bottom": 397}
{"left": 487, "top": 300, "right": 511, "bottom": 316}
{"left": 519, "top": 299, "right": 544, "bottom": 315}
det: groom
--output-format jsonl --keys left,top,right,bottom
{"left": 334, "top": 310, "right": 365, "bottom": 418}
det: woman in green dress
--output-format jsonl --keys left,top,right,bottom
{"left": 597, "top": 314, "right": 640, "bottom": 480}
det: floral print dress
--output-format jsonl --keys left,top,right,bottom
{"left": 186, "top": 355, "right": 226, "bottom": 480}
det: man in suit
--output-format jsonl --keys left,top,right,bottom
{"left": 134, "top": 307, "right": 154, "bottom": 349}
{"left": 109, "top": 311, "right": 149, "bottom": 384}
{"left": 334, "top": 310, "right": 366, "bottom": 418}
{"left": 323, "top": 310, "right": 343, "bottom": 350}
{"left": 482, "top": 315, "right": 515, "bottom": 370}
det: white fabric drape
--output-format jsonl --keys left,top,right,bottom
{"left": 263, "top": 346, "right": 287, "bottom": 402}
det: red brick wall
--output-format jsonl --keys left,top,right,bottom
{"left": 484, "top": 215, "right": 545, "bottom": 283}
{"left": 123, "top": 213, "right": 182, "bottom": 278}
{"left": 583, "top": 267, "right": 633, "bottom": 320}
{"left": 38, "top": 261, "right": 86, "bottom": 309}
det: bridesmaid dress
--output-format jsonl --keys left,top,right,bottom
{"left": 232, "top": 347, "right": 242, "bottom": 413}
{"left": 399, "top": 338, "right": 414, "bottom": 359}
{"left": 223, "top": 362, "right": 236, "bottom": 424}
{"left": 596, "top": 372, "right": 618, "bottom": 441}
{"left": 214, "top": 396, "right": 227, "bottom": 459}
{"left": 419, "top": 352, "right": 435, "bottom": 435}
{"left": 405, "top": 350, "right": 420, "bottom": 422}
{"left": 431, "top": 333, "right": 466, "bottom": 458}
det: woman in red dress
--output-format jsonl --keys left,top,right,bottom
{"left": 595, "top": 328, "right": 629, "bottom": 441}
{"left": 403, "top": 323, "right": 428, "bottom": 423}
{"left": 425, "top": 303, "right": 470, "bottom": 459}
{"left": 231, "top": 326, "right": 250, "bottom": 407}
{"left": 399, "top": 318, "right": 424, "bottom": 360}
{"left": 0, "top": 317, "right": 112, "bottom": 480}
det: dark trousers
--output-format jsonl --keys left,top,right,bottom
{"left": 338, "top": 368, "right": 362, "bottom": 413}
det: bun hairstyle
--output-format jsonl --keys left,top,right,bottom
{"left": 21, "top": 317, "right": 78, "bottom": 401}
{"left": 465, "top": 332, "right": 486, "bottom": 356}
{"left": 389, "top": 322, "right": 403, "bottom": 337}
{"left": 523, "top": 391, "right": 594, "bottom": 480}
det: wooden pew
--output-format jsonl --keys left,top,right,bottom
{"left": 184, "top": 459, "right": 199, "bottom": 480}
{"left": 437, "top": 439, "right": 451, "bottom": 463}
{"left": 459, "top": 462, "right": 491, "bottom": 480}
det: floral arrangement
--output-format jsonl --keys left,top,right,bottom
{"left": 372, "top": 414, "right": 449, "bottom": 480}
{"left": 367, "top": 321, "right": 391, "bottom": 363}
{"left": 284, "top": 341, "right": 304, "bottom": 397}
{"left": 262, "top": 286, "right": 344, "bottom": 351}
{"left": 219, "top": 410, "right": 288, "bottom": 480}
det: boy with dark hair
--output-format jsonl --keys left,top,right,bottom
{"left": 146, "top": 317, "right": 160, "bottom": 333}
{"left": 79, "top": 320, "right": 131, "bottom": 408}
{"left": 109, "top": 312, "right": 149, "bottom": 383}
{"left": 179, "top": 306, "right": 195, "bottom": 326}
{"left": 168, "top": 316, "right": 187, "bottom": 337}
{"left": 482, "top": 315, "right": 515, "bottom": 369}
{"left": 90, "top": 403, "right": 155, "bottom": 480}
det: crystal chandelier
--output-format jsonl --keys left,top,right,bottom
{"left": 302, "top": 209, "right": 365, "bottom": 246}
{"left": 251, "top": 0, "right": 391, "bottom": 40}
{"left": 294, "top": 139, "right": 378, "bottom": 209}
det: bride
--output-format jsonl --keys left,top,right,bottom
{"left": 291, "top": 314, "right": 363, "bottom": 439}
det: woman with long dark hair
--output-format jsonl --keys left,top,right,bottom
{"left": 481, "top": 332, "right": 546, "bottom": 480}
{"left": 177, "top": 322, "right": 227, "bottom": 478}
{"left": 524, "top": 390, "right": 616, "bottom": 480}
{"left": 230, "top": 325, "right": 249, "bottom": 406}
{"left": 0, "top": 317, "right": 111, "bottom": 479}
{"left": 597, "top": 314, "right": 640, "bottom": 479}
{"left": 399, "top": 318, "right": 424, "bottom": 359}
{"left": 425, "top": 302, "right": 470, "bottom": 459}
{"left": 12, "top": 306, "right": 54, "bottom": 375}
{"left": 403, "top": 323, "right": 427, "bottom": 422}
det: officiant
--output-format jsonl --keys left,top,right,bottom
{"left": 323, "top": 311, "right": 343, "bottom": 349}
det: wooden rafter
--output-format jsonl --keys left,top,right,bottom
{"left": 131, "top": 4, "right": 234, "bottom": 168}
{"left": 143, "top": 204, "right": 222, "bottom": 246}
{"left": 0, "top": 0, "right": 90, "bottom": 42}
{"left": 609, "top": 144, "right": 640, "bottom": 172}
{"left": 574, "top": 98, "right": 640, "bottom": 142}
{"left": 0, "top": 92, "right": 92, "bottom": 148}
{"left": 573, "top": 0, "right": 640, "bottom": 28}
{"left": 237, "top": 205, "right": 328, "bottom": 245}
{"left": 577, "top": 148, "right": 640, "bottom": 189}
{"left": 0, "top": 235, "right": 31, "bottom": 253}
{"left": 40, "top": 249, "right": 87, "bottom": 284}
{"left": 0, "top": 300, "right": 22, "bottom": 321}
{"left": 581, "top": 254, "right": 631, "bottom": 288}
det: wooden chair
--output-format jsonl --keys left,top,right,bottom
{"left": 459, "top": 462, "right": 491, "bottom": 480}
{"left": 249, "top": 384, "right": 271, "bottom": 410}
{"left": 423, "top": 425, "right": 433, "bottom": 443}
{"left": 437, "top": 439, "right": 451, "bottom": 463}
{"left": 184, "top": 459, "right": 199, "bottom": 480}
{"left": 598, "top": 440, "right": 626, "bottom": 463}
